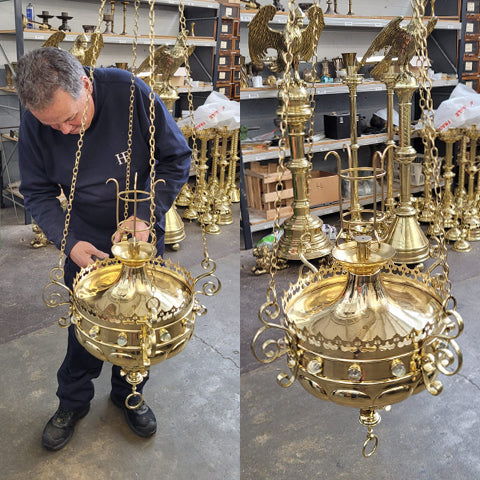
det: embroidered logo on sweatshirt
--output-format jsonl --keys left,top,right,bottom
{"left": 115, "top": 151, "right": 129, "bottom": 165}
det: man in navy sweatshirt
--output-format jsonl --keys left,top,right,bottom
{"left": 16, "top": 47, "right": 191, "bottom": 451}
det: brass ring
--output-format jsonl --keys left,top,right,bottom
{"left": 125, "top": 392, "right": 143, "bottom": 410}
{"left": 362, "top": 433, "right": 379, "bottom": 458}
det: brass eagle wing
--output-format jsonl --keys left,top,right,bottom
{"left": 358, "top": 16, "right": 404, "bottom": 70}
{"left": 83, "top": 32, "right": 104, "bottom": 67}
{"left": 41, "top": 31, "right": 66, "bottom": 48}
{"left": 248, "top": 5, "right": 285, "bottom": 66}
{"left": 299, "top": 5, "right": 325, "bottom": 61}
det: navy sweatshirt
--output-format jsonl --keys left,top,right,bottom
{"left": 18, "top": 68, "right": 191, "bottom": 257}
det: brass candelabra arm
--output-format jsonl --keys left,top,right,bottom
{"left": 42, "top": 266, "right": 74, "bottom": 327}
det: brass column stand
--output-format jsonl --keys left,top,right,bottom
{"left": 226, "top": 128, "right": 240, "bottom": 203}
{"left": 384, "top": 70, "right": 429, "bottom": 264}
{"left": 276, "top": 83, "right": 332, "bottom": 260}
{"left": 418, "top": 129, "right": 437, "bottom": 223}
{"left": 439, "top": 129, "right": 462, "bottom": 234}
{"left": 464, "top": 125, "right": 480, "bottom": 241}
{"left": 183, "top": 127, "right": 214, "bottom": 221}
{"left": 382, "top": 65, "right": 397, "bottom": 222}
{"left": 342, "top": 53, "right": 363, "bottom": 221}
{"left": 216, "top": 127, "right": 234, "bottom": 225}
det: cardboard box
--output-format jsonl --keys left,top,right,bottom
{"left": 309, "top": 170, "right": 340, "bottom": 206}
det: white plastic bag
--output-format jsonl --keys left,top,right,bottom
{"left": 434, "top": 83, "right": 480, "bottom": 131}
{"left": 177, "top": 91, "right": 240, "bottom": 131}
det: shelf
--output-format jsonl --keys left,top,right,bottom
{"left": 240, "top": 78, "right": 459, "bottom": 100}
{"left": 239, "top": 10, "right": 461, "bottom": 30}
{"left": 154, "top": 0, "right": 219, "bottom": 8}
{"left": 248, "top": 182, "right": 431, "bottom": 232}
{"left": 242, "top": 133, "right": 391, "bottom": 163}
{"left": 0, "top": 30, "right": 217, "bottom": 47}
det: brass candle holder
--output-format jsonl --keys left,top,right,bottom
{"left": 216, "top": 128, "right": 234, "bottom": 225}
{"left": 183, "top": 128, "right": 215, "bottom": 221}
{"left": 454, "top": 132, "right": 468, "bottom": 208}
{"left": 382, "top": 65, "right": 398, "bottom": 221}
{"left": 226, "top": 128, "right": 241, "bottom": 203}
{"left": 439, "top": 129, "right": 462, "bottom": 232}
{"left": 110, "top": 1, "right": 116, "bottom": 34}
{"left": 418, "top": 129, "right": 437, "bottom": 223}
{"left": 121, "top": 1, "right": 129, "bottom": 36}
{"left": 384, "top": 70, "right": 429, "bottom": 264}
{"left": 464, "top": 125, "right": 480, "bottom": 241}
{"left": 342, "top": 52, "right": 364, "bottom": 221}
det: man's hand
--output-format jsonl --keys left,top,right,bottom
{"left": 70, "top": 241, "right": 109, "bottom": 269}
{"left": 113, "top": 216, "right": 150, "bottom": 244}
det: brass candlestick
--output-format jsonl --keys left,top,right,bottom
{"left": 454, "top": 132, "right": 468, "bottom": 208}
{"left": 121, "top": 1, "right": 129, "bottom": 35}
{"left": 216, "top": 128, "right": 234, "bottom": 225}
{"left": 226, "top": 128, "right": 240, "bottom": 203}
{"left": 183, "top": 128, "right": 214, "bottom": 220}
{"left": 418, "top": 129, "right": 437, "bottom": 223}
{"left": 110, "top": 1, "right": 116, "bottom": 34}
{"left": 276, "top": 82, "right": 332, "bottom": 260}
{"left": 202, "top": 134, "right": 221, "bottom": 234}
{"left": 439, "top": 129, "right": 462, "bottom": 231}
{"left": 347, "top": 0, "right": 354, "bottom": 15}
{"left": 384, "top": 70, "right": 429, "bottom": 264}
{"left": 464, "top": 125, "right": 480, "bottom": 241}
{"left": 342, "top": 52, "right": 364, "bottom": 221}
{"left": 382, "top": 65, "right": 398, "bottom": 221}
{"left": 208, "top": 133, "right": 220, "bottom": 195}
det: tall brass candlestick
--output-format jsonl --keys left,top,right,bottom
{"left": 454, "top": 132, "right": 468, "bottom": 208}
{"left": 276, "top": 83, "right": 332, "bottom": 260}
{"left": 439, "top": 129, "right": 462, "bottom": 231}
{"left": 216, "top": 128, "right": 234, "bottom": 225}
{"left": 226, "top": 129, "right": 240, "bottom": 203}
{"left": 342, "top": 52, "right": 363, "bottom": 220}
{"left": 121, "top": 1, "right": 129, "bottom": 35}
{"left": 464, "top": 125, "right": 480, "bottom": 241}
{"left": 418, "top": 129, "right": 437, "bottom": 223}
{"left": 110, "top": 1, "right": 116, "bottom": 34}
{"left": 384, "top": 71, "right": 429, "bottom": 264}
{"left": 382, "top": 65, "right": 398, "bottom": 220}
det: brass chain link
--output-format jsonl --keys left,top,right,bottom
{"left": 57, "top": 0, "right": 107, "bottom": 269}
{"left": 147, "top": 0, "right": 157, "bottom": 245}
{"left": 123, "top": 0, "right": 141, "bottom": 222}
{"left": 411, "top": 0, "right": 451, "bottom": 295}
{"left": 262, "top": 0, "right": 297, "bottom": 318}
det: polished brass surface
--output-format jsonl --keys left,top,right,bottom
{"left": 175, "top": 183, "right": 193, "bottom": 208}
{"left": 342, "top": 52, "right": 363, "bottom": 219}
{"left": 120, "top": 1, "right": 129, "bottom": 35}
{"left": 110, "top": 1, "right": 116, "bottom": 34}
{"left": 418, "top": 130, "right": 437, "bottom": 223}
{"left": 226, "top": 129, "right": 241, "bottom": 203}
{"left": 164, "top": 205, "right": 186, "bottom": 249}
{"left": 382, "top": 65, "right": 397, "bottom": 220}
{"left": 439, "top": 129, "right": 462, "bottom": 230}
{"left": 464, "top": 125, "right": 480, "bottom": 241}
{"left": 248, "top": 4, "right": 325, "bottom": 82}
{"left": 216, "top": 128, "right": 234, "bottom": 225}
{"left": 384, "top": 71, "right": 429, "bottom": 264}
{"left": 276, "top": 83, "right": 332, "bottom": 260}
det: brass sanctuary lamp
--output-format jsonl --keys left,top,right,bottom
{"left": 253, "top": 0, "right": 463, "bottom": 457}
{"left": 248, "top": 3, "right": 332, "bottom": 260}
{"left": 43, "top": 0, "right": 220, "bottom": 407}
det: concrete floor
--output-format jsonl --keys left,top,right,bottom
{"left": 0, "top": 202, "right": 240, "bottom": 480}
{"left": 241, "top": 224, "right": 480, "bottom": 479}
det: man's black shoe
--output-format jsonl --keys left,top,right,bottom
{"left": 110, "top": 392, "right": 157, "bottom": 437}
{"left": 42, "top": 404, "right": 90, "bottom": 451}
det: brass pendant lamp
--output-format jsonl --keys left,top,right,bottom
{"left": 252, "top": 0, "right": 463, "bottom": 456}
{"left": 43, "top": 0, "right": 220, "bottom": 408}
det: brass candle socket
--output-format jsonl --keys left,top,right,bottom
{"left": 384, "top": 71, "right": 429, "bottom": 264}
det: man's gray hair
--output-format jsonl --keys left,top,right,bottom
{"left": 16, "top": 47, "right": 86, "bottom": 110}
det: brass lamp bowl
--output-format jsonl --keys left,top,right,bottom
{"left": 70, "top": 241, "right": 198, "bottom": 373}
{"left": 280, "top": 237, "right": 462, "bottom": 412}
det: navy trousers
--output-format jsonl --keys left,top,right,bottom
{"left": 56, "top": 256, "right": 150, "bottom": 411}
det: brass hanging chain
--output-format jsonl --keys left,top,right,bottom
{"left": 411, "top": 0, "right": 451, "bottom": 296}
{"left": 147, "top": 0, "right": 157, "bottom": 245}
{"left": 123, "top": 0, "right": 141, "bottom": 222}
{"left": 261, "top": 0, "right": 296, "bottom": 325}
{"left": 57, "top": 0, "right": 107, "bottom": 269}
{"left": 178, "top": 0, "right": 211, "bottom": 263}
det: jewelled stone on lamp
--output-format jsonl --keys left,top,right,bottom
{"left": 391, "top": 359, "right": 407, "bottom": 378}
{"left": 117, "top": 332, "right": 128, "bottom": 347}
{"left": 277, "top": 337, "right": 287, "bottom": 350}
{"left": 307, "top": 358, "right": 323, "bottom": 375}
{"left": 184, "top": 318, "right": 194, "bottom": 330}
{"left": 89, "top": 325, "right": 100, "bottom": 339}
{"left": 347, "top": 363, "right": 362, "bottom": 381}
{"left": 160, "top": 329, "right": 172, "bottom": 342}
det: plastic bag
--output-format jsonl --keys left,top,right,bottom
{"left": 177, "top": 91, "right": 240, "bottom": 131}
{"left": 434, "top": 83, "right": 480, "bottom": 131}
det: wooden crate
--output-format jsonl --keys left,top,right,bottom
{"left": 244, "top": 163, "right": 293, "bottom": 220}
